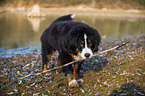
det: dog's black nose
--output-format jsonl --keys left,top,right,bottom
{"left": 85, "top": 53, "right": 90, "bottom": 58}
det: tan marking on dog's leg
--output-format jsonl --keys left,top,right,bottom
{"left": 48, "top": 53, "right": 52, "bottom": 62}
{"left": 44, "top": 53, "right": 52, "bottom": 71}
{"left": 44, "top": 64, "right": 47, "bottom": 71}
{"left": 57, "top": 59, "right": 61, "bottom": 66}
{"left": 57, "top": 59, "right": 62, "bottom": 73}
{"left": 73, "top": 63, "right": 79, "bottom": 79}
{"left": 67, "top": 74, "right": 78, "bottom": 87}
{"left": 67, "top": 74, "right": 72, "bottom": 83}
{"left": 68, "top": 63, "right": 80, "bottom": 87}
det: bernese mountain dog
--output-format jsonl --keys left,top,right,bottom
{"left": 40, "top": 14, "right": 101, "bottom": 87}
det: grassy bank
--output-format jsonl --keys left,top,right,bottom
{"left": 40, "top": 8, "right": 145, "bottom": 18}
{"left": 0, "top": 0, "right": 145, "bottom": 9}
{"left": 0, "top": 7, "right": 145, "bottom": 21}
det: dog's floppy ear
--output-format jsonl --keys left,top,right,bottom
{"left": 58, "top": 32, "right": 78, "bottom": 53}
{"left": 66, "top": 26, "right": 85, "bottom": 54}
{"left": 89, "top": 28, "right": 101, "bottom": 53}
{"left": 66, "top": 31, "right": 79, "bottom": 53}
{"left": 58, "top": 27, "right": 80, "bottom": 53}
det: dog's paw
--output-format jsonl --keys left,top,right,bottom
{"left": 69, "top": 79, "right": 79, "bottom": 87}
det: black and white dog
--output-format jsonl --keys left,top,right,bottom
{"left": 41, "top": 14, "right": 101, "bottom": 87}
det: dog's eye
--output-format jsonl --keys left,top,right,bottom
{"left": 89, "top": 43, "right": 92, "bottom": 46}
{"left": 80, "top": 44, "right": 83, "bottom": 47}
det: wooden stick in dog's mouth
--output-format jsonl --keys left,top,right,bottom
{"left": 18, "top": 42, "right": 129, "bottom": 80}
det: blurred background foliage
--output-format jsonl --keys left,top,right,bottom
{"left": 0, "top": 0, "right": 145, "bottom": 9}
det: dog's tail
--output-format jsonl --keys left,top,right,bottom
{"left": 53, "top": 14, "right": 75, "bottom": 23}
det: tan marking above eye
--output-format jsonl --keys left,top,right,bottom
{"left": 88, "top": 40, "right": 90, "bottom": 42}
{"left": 76, "top": 48, "right": 79, "bottom": 52}
{"left": 82, "top": 41, "right": 84, "bottom": 43}
{"left": 76, "top": 48, "right": 80, "bottom": 54}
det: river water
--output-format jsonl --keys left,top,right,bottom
{"left": 0, "top": 13, "right": 145, "bottom": 57}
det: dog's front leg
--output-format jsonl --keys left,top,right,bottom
{"left": 58, "top": 52, "right": 80, "bottom": 87}
{"left": 41, "top": 45, "right": 53, "bottom": 71}
{"left": 68, "top": 62, "right": 82, "bottom": 87}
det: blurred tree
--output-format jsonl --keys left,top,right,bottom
{"left": 0, "top": 0, "right": 144, "bottom": 9}
{"left": 92, "top": 0, "right": 96, "bottom": 8}
{"left": 0, "top": 0, "right": 5, "bottom": 4}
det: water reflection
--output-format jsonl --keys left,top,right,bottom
{"left": 0, "top": 13, "right": 145, "bottom": 50}
{"left": 27, "top": 18, "right": 41, "bottom": 32}
{"left": 0, "top": 14, "right": 32, "bottom": 49}
{"left": 76, "top": 16, "right": 145, "bottom": 41}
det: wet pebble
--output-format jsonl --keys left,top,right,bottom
{"left": 30, "top": 83, "right": 36, "bottom": 86}
{"left": 26, "top": 86, "right": 33, "bottom": 90}
{"left": 42, "top": 93, "right": 48, "bottom": 96}
{"left": 18, "top": 80, "right": 22, "bottom": 84}
{"left": 7, "top": 92, "right": 14, "bottom": 95}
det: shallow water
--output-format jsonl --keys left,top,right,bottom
{"left": 0, "top": 13, "right": 145, "bottom": 57}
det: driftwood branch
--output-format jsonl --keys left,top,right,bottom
{"left": 18, "top": 42, "right": 129, "bottom": 80}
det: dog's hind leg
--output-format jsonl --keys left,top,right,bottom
{"left": 42, "top": 44, "right": 53, "bottom": 71}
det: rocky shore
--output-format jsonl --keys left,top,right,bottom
{"left": 0, "top": 36, "right": 145, "bottom": 95}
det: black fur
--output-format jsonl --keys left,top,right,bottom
{"left": 40, "top": 14, "right": 101, "bottom": 78}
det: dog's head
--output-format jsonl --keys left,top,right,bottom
{"left": 65, "top": 24, "right": 101, "bottom": 59}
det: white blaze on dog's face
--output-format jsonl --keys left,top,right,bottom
{"left": 80, "top": 34, "right": 93, "bottom": 59}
